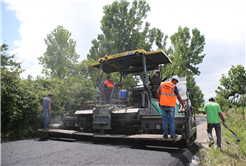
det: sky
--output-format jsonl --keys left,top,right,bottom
{"left": 1, "top": 0, "right": 246, "bottom": 102}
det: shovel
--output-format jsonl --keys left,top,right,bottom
{"left": 221, "top": 122, "right": 240, "bottom": 142}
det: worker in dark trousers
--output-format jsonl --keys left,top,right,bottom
{"left": 203, "top": 96, "right": 226, "bottom": 150}
{"left": 157, "top": 76, "right": 186, "bottom": 140}
{"left": 42, "top": 93, "right": 54, "bottom": 130}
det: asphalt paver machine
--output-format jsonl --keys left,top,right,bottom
{"left": 38, "top": 49, "right": 197, "bottom": 148}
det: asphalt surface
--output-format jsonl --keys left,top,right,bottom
{"left": 195, "top": 114, "right": 207, "bottom": 126}
{"left": 1, "top": 115, "right": 207, "bottom": 166}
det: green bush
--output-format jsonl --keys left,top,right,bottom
{"left": 1, "top": 69, "right": 42, "bottom": 142}
{"left": 35, "top": 75, "right": 96, "bottom": 113}
{"left": 1, "top": 43, "right": 97, "bottom": 142}
{"left": 197, "top": 106, "right": 204, "bottom": 114}
{"left": 1, "top": 72, "right": 97, "bottom": 142}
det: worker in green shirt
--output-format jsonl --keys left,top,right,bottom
{"left": 203, "top": 96, "right": 226, "bottom": 150}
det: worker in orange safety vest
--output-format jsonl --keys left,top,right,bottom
{"left": 157, "top": 76, "right": 186, "bottom": 140}
{"left": 104, "top": 76, "right": 115, "bottom": 97}
{"left": 104, "top": 76, "right": 114, "bottom": 88}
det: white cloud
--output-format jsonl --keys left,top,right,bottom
{"left": 5, "top": 0, "right": 114, "bottom": 78}
{"left": 147, "top": 1, "right": 245, "bottom": 42}
{"left": 146, "top": 0, "right": 245, "bottom": 103}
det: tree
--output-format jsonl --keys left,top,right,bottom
{"left": 230, "top": 96, "right": 241, "bottom": 113}
{"left": 215, "top": 95, "right": 230, "bottom": 112}
{"left": 216, "top": 65, "right": 246, "bottom": 119}
{"left": 76, "top": 59, "right": 103, "bottom": 87}
{"left": 1, "top": 43, "right": 21, "bottom": 69}
{"left": 154, "top": 28, "right": 169, "bottom": 52}
{"left": 157, "top": 26, "right": 206, "bottom": 111}
{"left": 160, "top": 26, "right": 206, "bottom": 78}
{"left": 38, "top": 25, "right": 80, "bottom": 79}
{"left": 87, "top": 0, "right": 158, "bottom": 60}
{"left": 186, "top": 75, "right": 204, "bottom": 112}
{"left": 1, "top": 44, "right": 41, "bottom": 141}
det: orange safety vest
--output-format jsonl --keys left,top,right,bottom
{"left": 159, "top": 81, "right": 177, "bottom": 107}
{"left": 104, "top": 79, "right": 114, "bottom": 88}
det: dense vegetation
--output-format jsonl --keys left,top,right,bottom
{"left": 1, "top": 0, "right": 207, "bottom": 142}
{"left": 1, "top": 65, "right": 96, "bottom": 142}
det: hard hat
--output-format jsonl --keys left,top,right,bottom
{"left": 172, "top": 75, "right": 179, "bottom": 82}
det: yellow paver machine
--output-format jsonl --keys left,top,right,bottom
{"left": 38, "top": 49, "right": 197, "bottom": 148}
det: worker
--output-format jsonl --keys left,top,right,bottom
{"left": 104, "top": 76, "right": 114, "bottom": 88}
{"left": 104, "top": 76, "right": 115, "bottom": 98}
{"left": 203, "top": 96, "right": 226, "bottom": 150}
{"left": 42, "top": 93, "right": 54, "bottom": 130}
{"left": 157, "top": 76, "right": 186, "bottom": 140}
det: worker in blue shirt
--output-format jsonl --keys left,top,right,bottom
{"left": 42, "top": 93, "right": 54, "bottom": 130}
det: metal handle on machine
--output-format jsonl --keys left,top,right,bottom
{"left": 95, "top": 84, "right": 102, "bottom": 107}
{"left": 142, "top": 55, "right": 152, "bottom": 101}
{"left": 141, "top": 91, "right": 151, "bottom": 109}
{"left": 95, "top": 63, "right": 105, "bottom": 107}
{"left": 177, "top": 103, "right": 188, "bottom": 113}
{"left": 109, "top": 82, "right": 116, "bottom": 107}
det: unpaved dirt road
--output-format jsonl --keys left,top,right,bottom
{"left": 2, "top": 115, "right": 207, "bottom": 166}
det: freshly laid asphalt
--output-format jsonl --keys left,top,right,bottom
{"left": 1, "top": 115, "right": 207, "bottom": 166}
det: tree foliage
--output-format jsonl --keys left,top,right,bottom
{"left": 157, "top": 26, "right": 206, "bottom": 111}
{"left": 216, "top": 65, "right": 246, "bottom": 119}
{"left": 1, "top": 43, "right": 21, "bottom": 69}
{"left": 1, "top": 73, "right": 96, "bottom": 142}
{"left": 186, "top": 75, "right": 204, "bottom": 112}
{"left": 87, "top": 0, "right": 159, "bottom": 60}
{"left": 24, "top": 75, "right": 96, "bottom": 116}
{"left": 38, "top": 25, "right": 80, "bottom": 79}
{"left": 215, "top": 95, "right": 230, "bottom": 112}
{"left": 154, "top": 28, "right": 169, "bottom": 52}
{"left": 1, "top": 43, "right": 96, "bottom": 142}
{"left": 1, "top": 44, "right": 41, "bottom": 141}
{"left": 216, "top": 65, "right": 246, "bottom": 99}
{"left": 160, "top": 26, "right": 206, "bottom": 77}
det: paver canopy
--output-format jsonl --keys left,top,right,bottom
{"left": 91, "top": 49, "right": 172, "bottom": 74}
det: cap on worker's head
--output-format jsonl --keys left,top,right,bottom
{"left": 172, "top": 75, "right": 179, "bottom": 82}
{"left": 107, "top": 76, "right": 110, "bottom": 79}
{"left": 209, "top": 96, "right": 215, "bottom": 101}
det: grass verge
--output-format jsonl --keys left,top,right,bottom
{"left": 200, "top": 108, "right": 246, "bottom": 166}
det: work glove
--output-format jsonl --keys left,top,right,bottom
{"left": 222, "top": 122, "right": 227, "bottom": 128}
